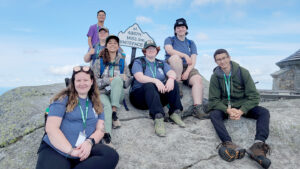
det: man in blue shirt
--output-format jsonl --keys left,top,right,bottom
{"left": 164, "top": 18, "right": 206, "bottom": 119}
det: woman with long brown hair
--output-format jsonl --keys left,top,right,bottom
{"left": 36, "top": 66, "right": 119, "bottom": 169}
{"left": 91, "top": 35, "right": 131, "bottom": 147}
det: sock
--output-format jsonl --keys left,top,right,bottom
{"left": 112, "top": 111, "right": 118, "bottom": 120}
{"left": 254, "top": 140, "right": 264, "bottom": 143}
{"left": 155, "top": 113, "right": 163, "bottom": 119}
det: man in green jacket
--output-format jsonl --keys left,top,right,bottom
{"left": 208, "top": 49, "right": 271, "bottom": 169}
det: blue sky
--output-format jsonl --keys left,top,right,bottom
{"left": 0, "top": 0, "right": 299, "bottom": 90}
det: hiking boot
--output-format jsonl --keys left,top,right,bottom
{"left": 193, "top": 104, "right": 209, "bottom": 119}
{"left": 247, "top": 142, "right": 271, "bottom": 169}
{"left": 154, "top": 113, "right": 166, "bottom": 137}
{"left": 103, "top": 133, "right": 114, "bottom": 148}
{"left": 182, "top": 104, "right": 209, "bottom": 119}
{"left": 112, "top": 111, "right": 121, "bottom": 129}
{"left": 169, "top": 110, "right": 185, "bottom": 128}
{"left": 217, "top": 141, "right": 246, "bottom": 162}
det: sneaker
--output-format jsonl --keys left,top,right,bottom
{"left": 182, "top": 104, "right": 209, "bottom": 119}
{"left": 112, "top": 111, "right": 121, "bottom": 129}
{"left": 154, "top": 113, "right": 166, "bottom": 137}
{"left": 217, "top": 141, "right": 246, "bottom": 162}
{"left": 169, "top": 110, "right": 185, "bottom": 128}
{"left": 103, "top": 133, "right": 114, "bottom": 148}
{"left": 247, "top": 142, "right": 271, "bottom": 169}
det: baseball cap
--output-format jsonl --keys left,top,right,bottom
{"left": 143, "top": 40, "right": 157, "bottom": 49}
{"left": 105, "top": 35, "right": 119, "bottom": 46}
{"left": 99, "top": 27, "right": 109, "bottom": 33}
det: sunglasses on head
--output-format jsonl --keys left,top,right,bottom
{"left": 73, "top": 66, "right": 90, "bottom": 73}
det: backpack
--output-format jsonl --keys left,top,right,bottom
{"left": 128, "top": 56, "right": 165, "bottom": 92}
{"left": 99, "top": 57, "right": 125, "bottom": 76}
{"left": 99, "top": 56, "right": 130, "bottom": 111}
{"left": 128, "top": 56, "right": 164, "bottom": 76}
{"left": 170, "top": 36, "right": 192, "bottom": 54}
{"left": 216, "top": 66, "right": 245, "bottom": 90}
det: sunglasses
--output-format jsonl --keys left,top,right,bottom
{"left": 73, "top": 66, "right": 90, "bottom": 73}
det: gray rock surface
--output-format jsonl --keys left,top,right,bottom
{"left": 0, "top": 81, "right": 299, "bottom": 169}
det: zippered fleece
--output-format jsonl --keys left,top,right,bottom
{"left": 207, "top": 61, "right": 260, "bottom": 115}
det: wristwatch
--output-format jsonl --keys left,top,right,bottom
{"left": 88, "top": 138, "right": 95, "bottom": 147}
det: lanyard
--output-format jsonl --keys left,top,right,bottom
{"left": 146, "top": 61, "right": 157, "bottom": 78}
{"left": 97, "top": 24, "right": 99, "bottom": 33}
{"left": 224, "top": 72, "right": 231, "bottom": 108}
{"left": 96, "top": 44, "right": 101, "bottom": 55}
{"left": 109, "top": 62, "right": 115, "bottom": 77}
{"left": 78, "top": 98, "right": 89, "bottom": 130}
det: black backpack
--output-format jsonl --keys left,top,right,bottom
{"left": 128, "top": 56, "right": 165, "bottom": 92}
{"left": 128, "top": 56, "right": 164, "bottom": 76}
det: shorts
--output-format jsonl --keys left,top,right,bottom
{"left": 182, "top": 64, "right": 200, "bottom": 86}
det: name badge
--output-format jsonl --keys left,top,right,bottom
{"left": 75, "top": 131, "right": 86, "bottom": 147}
{"left": 228, "top": 101, "right": 231, "bottom": 109}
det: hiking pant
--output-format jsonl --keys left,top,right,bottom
{"left": 36, "top": 141, "right": 119, "bottom": 169}
{"left": 100, "top": 76, "right": 124, "bottom": 134}
{"left": 129, "top": 81, "right": 183, "bottom": 119}
{"left": 210, "top": 106, "right": 270, "bottom": 143}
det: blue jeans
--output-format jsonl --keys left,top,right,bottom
{"left": 209, "top": 106, "right": 270, "bottom": 142}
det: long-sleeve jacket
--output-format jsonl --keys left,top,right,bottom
{"left": 91, "top": 52, "right": 132, "bottom": 93}
{"left": 207, "top": 61, "right": 260, "bottom": 115}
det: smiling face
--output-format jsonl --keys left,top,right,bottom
{"left": 215, "top": 53, "right": 231, "bottom": 71}
{"left": 106, "top": 38, "right": 119, "bottom": 53}
{"left": 98, "top": 30, "right": 109, "bottom": 41}
{"left": 175, "top": 25, "right": 187, "bottom": 36}
{"left": 74, "top": 72, "right": 93, "bottom": 97}
{"left": 97, "top": 11, "right": 106, "bottom": 22}
{"left": 145, "top": 46, "right": 158, "bottom": 59}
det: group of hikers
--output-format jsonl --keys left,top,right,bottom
{"left": 35, "top": 10, "right": 272, "bottom": 169}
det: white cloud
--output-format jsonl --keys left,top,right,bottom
{"left": 196, "top": 32, "right": 209, "bottom": 41}
{"left": 272, "top": 11, "right": 283, "bottom": 17}
{"left": 48, "top": 65, "right": 76, "bottom": 76}
{"left": 191, "top": 0, "right": 249, "bottom": 6}
{"left": 136, "top": 16, "right": 153, "bottom": 24}
{"left": 134, "top": 0, "right": 183, "bottom": 9}
{"left": 191, "top": 0, "right": 217, "bottom": 6}
{"left": 233, "top": 11, "right": 246, "bottom": 19}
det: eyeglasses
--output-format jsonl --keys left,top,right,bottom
{"left": 73, "top": 66, "right": 90, "bottom": 73}
{"left": 215, "top": 56, "right": 228, "bottom": 63}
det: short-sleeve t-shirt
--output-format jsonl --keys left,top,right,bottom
{"left": 131, "top": 57, "right": 171, "bottom": 91}
{"left": 43, "top": 96, "right": 104, "bottom": 158}
{"left": 87, "top": 24, "right": 101, "bottom": 46}
{"left": 164, "top": 36, "right": 197, "bottom": 64}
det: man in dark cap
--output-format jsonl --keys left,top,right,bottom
{"left": 164, "top": 18, "right": 207, "bottom": 119}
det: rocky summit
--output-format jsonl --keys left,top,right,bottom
{"left": 0, "top": 80, "right": 299, "bottom": 169}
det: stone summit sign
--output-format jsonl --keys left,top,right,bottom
{"left": 118, "top": 23, "right": 154, "bottom": 49}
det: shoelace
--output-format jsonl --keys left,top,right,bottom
{"left": 262, "top": 143, "right": 271, "bottom": 155}
{"left": 216, "top": 141, "right": 232, "bottom": 149}
{"left": 156, "top": 119, "right": 164, "bottom": 128}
